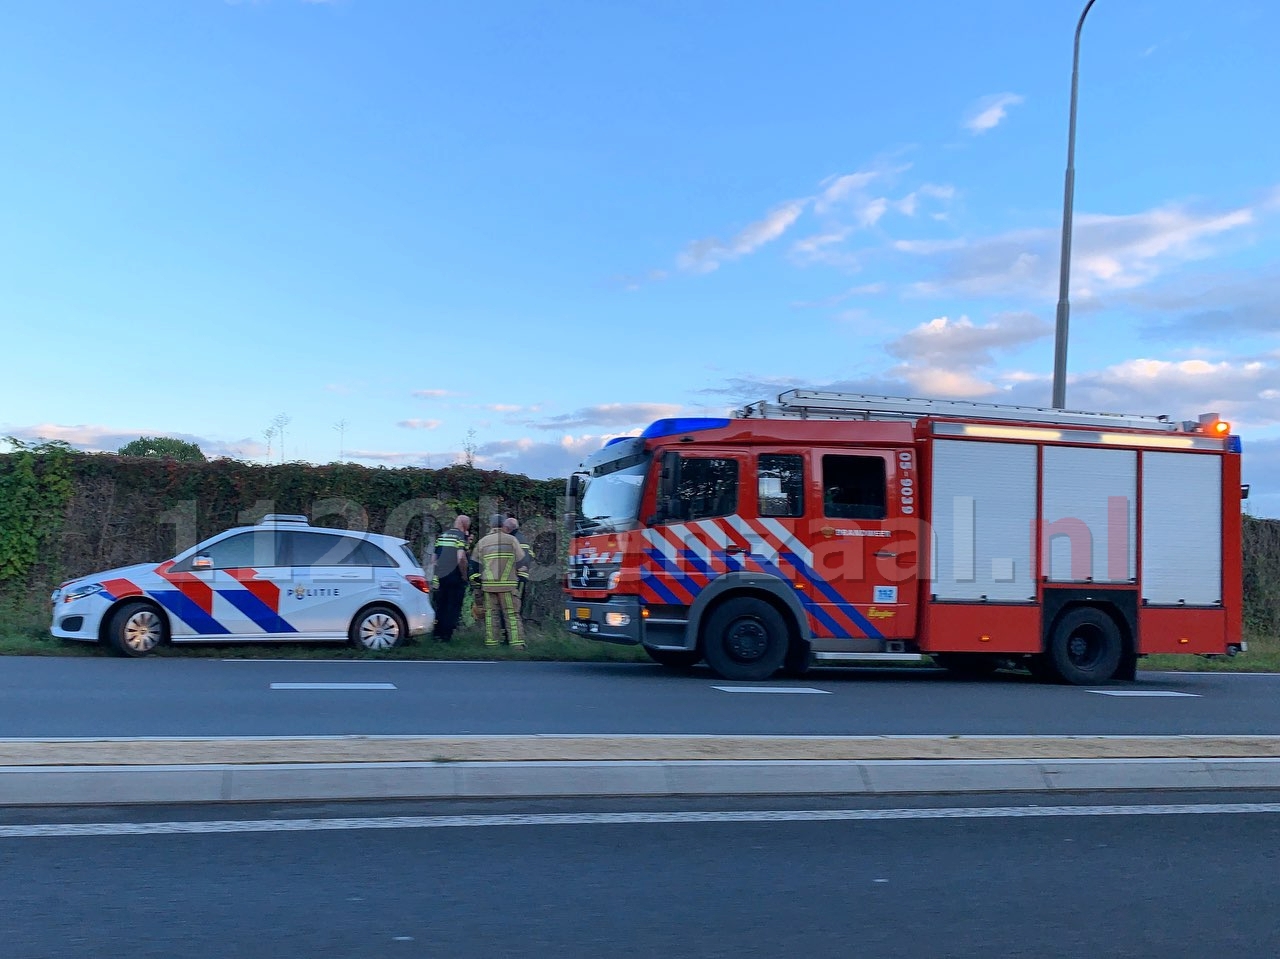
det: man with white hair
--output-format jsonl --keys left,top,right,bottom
{"left": 473, "top": 513, "right": 527, "bottom": 648}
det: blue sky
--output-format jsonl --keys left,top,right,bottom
{"left": 2, "top": 0, "right": 1277, "bottom": 514}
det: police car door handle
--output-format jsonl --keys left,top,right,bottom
{"left": 725, "top": 546, "right": 745, "bottom": 555}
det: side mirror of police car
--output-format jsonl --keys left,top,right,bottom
{"left": 192, "top": 554, "right": 213, "bottom": 571}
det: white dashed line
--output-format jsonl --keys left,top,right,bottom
{"left": 712, "top": 686, "right": 832, "bottom": 695}
{"left": 1087, "top": 690, "right": 1200, "bottom": 698}
{"left": 269, "top": 683, "right": 397, "bottom": 690}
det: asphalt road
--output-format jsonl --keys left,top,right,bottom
{"left": 4, "top": 792, "right": 1280, "bottom": 959}
{"left": 1, "top": 656, "right": 1277, "bottom": 738}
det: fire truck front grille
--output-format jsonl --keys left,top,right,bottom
{"left": 569, "top": 565, "right": 614, "bottom": 590}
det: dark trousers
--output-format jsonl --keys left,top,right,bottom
{"left": 434, "top": 570, "right": 465, "bottom": 641}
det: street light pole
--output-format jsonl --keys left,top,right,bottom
{"left": 1051, "top": 0, "right": 1098, "bottom": 410}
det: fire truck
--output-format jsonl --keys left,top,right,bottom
{"left": 564, "top": 390, "right": 1244, "bottom": 684}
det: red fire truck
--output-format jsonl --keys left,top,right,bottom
{"left": 564, "top": 390, "right": 1245, "bottom": 684}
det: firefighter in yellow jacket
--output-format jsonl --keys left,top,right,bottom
{"left": 471, "top": 513, "right": 527, "bottom": 648}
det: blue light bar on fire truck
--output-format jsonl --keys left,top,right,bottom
{"left": 640, "top": 417, "right": 731, "bottom": 440}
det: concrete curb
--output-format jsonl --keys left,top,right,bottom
{"left": 6, "top": 757, "right": 1280, "bottom": 806}
{"left": 7, "top": 734, "right": 1280, "bottom": 765}
{"left": 9, "top": 736, "right": 1280, "bottom": 806}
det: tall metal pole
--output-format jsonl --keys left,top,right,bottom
{"left": 1052, "top": 0, "right": 1098, "bottom": 410}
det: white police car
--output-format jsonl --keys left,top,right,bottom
{"left": 50, "top": 514, "right": 435, "bottom": 656}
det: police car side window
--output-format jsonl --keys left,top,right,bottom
{"left": 349, "top": 540, "right": 397, "bottom": 568}
{"left": 285, "top": 532, "right": 359, "bottom": 567}
{"left": 201, "top": 532, "right": 278, "bottom": 569}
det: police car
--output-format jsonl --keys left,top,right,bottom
{"left": 50, "top": 515, "right": 435, "bottom": 656}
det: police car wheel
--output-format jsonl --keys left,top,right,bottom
{"left": 107, "top": 601, "right": 168, "bottom": 657}
{"left": 702, "top": 597, "right": 789, "bottom": 682}
{"left": 350, "top": 605, "right": 407, "bottom": 652}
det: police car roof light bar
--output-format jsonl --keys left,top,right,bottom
{"left": 259, "top": 514, "right": 310, "bottom": 525}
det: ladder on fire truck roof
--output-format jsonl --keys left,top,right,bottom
{"left": 735, "top": 389, "right": 1180, "bottom": 432}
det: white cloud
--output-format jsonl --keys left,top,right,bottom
{"left": 474, "top": 434, "right": 636, "bottom": 478}
{"left": 789, "top": 229, "right": 859, "bottom": 269}
{"left": 670, "top": 162, "right": 946, "bottom": 277}
{"left": 678, "top": 199, "right": 809, "bottom": 273}
{"left": 815, "top": 170, "right": 882, "bottom": 214}
{"left": 1122, "top": 267, "right": 1280, "bottom": 337}
{"left": 397, "top": 419, "right": 442, "bottom": 430}
{"left": 884, "top": 312, "right": 1053, "bottom": 398}
{"left": 2, "top": 425, "right": 262, "bottom": 459}
{"left": 1051, "top": 356, "right": 1280, "bottom": 428}
{"left": 531, "top": 403, "right": 683, "bottom": 430}
{"left": 858, "top": 197, "right": 890, "bottom": 227}
{"left": 898, "top": 195, "right": 1266, "bottom": 299}
{"left": 412, "top": 389, "right": 456, "bottom": 398}
{"left": 887, "top": 312, "right": 1052, "bottom": 368}
{"left": 963, "top": 93, "right": 1025, "bottom": 134}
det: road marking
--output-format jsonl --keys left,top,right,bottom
{"left": 4, "top": 803, "right": 1280, "bottom": 840}
{"left": 269, "top": 683, "right": 397, "bottom": 690}
{"left": 222, "top": 660, "right": 497, "bottom": 665}
{"left": 1087, "top": 690, "right": 1200, "bottom": 698}
{"left": 1154, "top": 672, "right": 1280, "bottom": 678}
{"left": 712, "top": 686, "right": 832, "bottom": 695}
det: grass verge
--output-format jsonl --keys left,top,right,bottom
{"left": 1141, "top": 628, "right": 1280, "bottom": 672}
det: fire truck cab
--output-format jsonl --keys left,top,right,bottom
{"left": 564, "top": 390, "right": 1244, "bottom": 685}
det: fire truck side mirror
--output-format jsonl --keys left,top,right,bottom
{"left": 1242, "top": 484, "right": 1250, "bottom": 500}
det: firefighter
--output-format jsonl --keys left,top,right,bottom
{"left": 430, "top": 514, "right": 470, "bottom": 643}
{"left": 472, "top": 513, "right": 527, "bottom": 648}
{"left": 504, "top": 516, "right": 533, "bottom": 624}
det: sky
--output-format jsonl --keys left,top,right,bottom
{"left": 1, "top": 0, "right": 1277, "bottom": 515}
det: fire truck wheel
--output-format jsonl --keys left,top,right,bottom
{"left": 702, "top": 597, "right": 790, "bottom": 681}
{"left": 644, "top": 647, "right": 702, "bottom": 669}
{"left": 1047, "top": 606, "right": 1123, "bottom": 685}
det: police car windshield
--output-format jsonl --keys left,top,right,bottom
{"left": 576, "top": 453, "right": 650, "bottom": 533}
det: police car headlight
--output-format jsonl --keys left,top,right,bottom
{"left": 63, "top": 583, "right": 104, "bottom": 602}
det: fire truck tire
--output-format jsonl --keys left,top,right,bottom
{"left": 702, "top": 597, "right": 790, "bottom": 681}
{"left": 644, "top": 647, "right": 702, "bottom": 669}
{"left": 1047, "top": 606, "right": 1123, "bottom": 685}
{"left": 932, "top": 652, "right": 999, "bottom": 677}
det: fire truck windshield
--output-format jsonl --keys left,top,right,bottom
{"left": 575, "top": 453, "right": 651, "bottom": 534}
